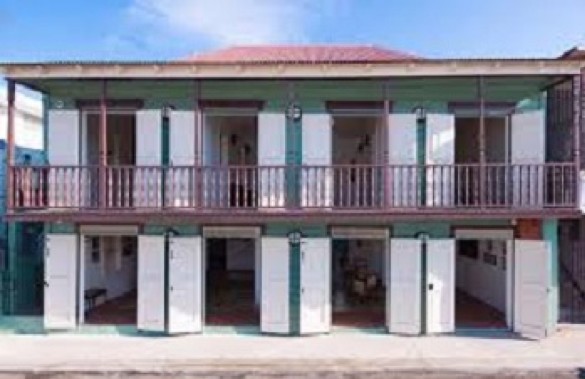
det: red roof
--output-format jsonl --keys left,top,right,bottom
{"left": 182, "top": 45, "right": 421, "bottom": 64}
{"left": 559, "top": 47, "right": 585, "bottom": 60}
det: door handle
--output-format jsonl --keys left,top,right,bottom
{"left": 428, "top": 283, "right": 434, "bottom": 291}
{"left": 44, "top": 281, "right": 49, "bottom": 288}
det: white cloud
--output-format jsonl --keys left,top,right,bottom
{"left": 127, "top": 0, "right": 327, "bottom": 47}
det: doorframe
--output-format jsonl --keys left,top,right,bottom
{"left": 201, "top": 226, "right": 261, "bottom": 330}
{"left": 329, "top": 227, "right": 390, "bottom": 330}
{"left": 78, "top": 226, "right": 139, "bottom": 327}
{"left": 453, "top": 227, "right": 514, "bottom": 330}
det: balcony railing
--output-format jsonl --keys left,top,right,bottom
{"left": 8, "top": 163, "right": 578, "bottom": 213}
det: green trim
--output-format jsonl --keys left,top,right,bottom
{"left": 392, "top": 223, "right": 451, "bottom": 239}
{"left": 46, "top": 223, "right": 76, "bottom": 234}
{"left": 289, "top": 241, "right": 301, "bottom": 335}
{"left": 163, "top": 232, "right": 170, "bottom": 334}
{"left": 543, "top": 219, "right": 559, "bottom": 328}
{"left": 142, "top": 225, "right": 167, "bottom": 235}
{"left": 420, "top": 240, "right": 427, "bottom": 335}
{"left": 416, "top": 118, "right": 427, "bottom": 205}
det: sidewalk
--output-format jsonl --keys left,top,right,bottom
{"left": 0, "top": 326, "right": 584, "bottom": 376}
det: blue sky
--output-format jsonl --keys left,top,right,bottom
{"left": 0, "top": 0, "right": 584, "bottom": 61}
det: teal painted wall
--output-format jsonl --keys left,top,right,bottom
{"left": 392, "top": 222, "right": 451, "bottom": 238}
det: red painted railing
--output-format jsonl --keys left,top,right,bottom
{"left": 8, "top": 163, "right": 578, "bottom": 212}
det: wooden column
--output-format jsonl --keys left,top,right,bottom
{"left": 193, "top": 79, "right": 202, "bottom": 208}
{"left": 383, "top": 81, "right": 391, "bottom": 209}
{"left": 478, "top": 76, "right": 486, "bottom": 206}
{"left": 99, "top": 80, "right": 108, "bottom": 208}
{"left": 574, "top": 70, "right": 584, "bottom": 206}
{"left": 5, "top": 80, "right": 16, "bottom": 210}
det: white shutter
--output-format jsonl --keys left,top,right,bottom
{"left": 426, "top": 114, "right": 455, "bottom": 207}
{"left": 261, "top": 237, "right": 289, "bottom": 334}
{"left": 388, "top": 114, "right": 418, "bottom": 207}
{"left": 258, "top": 113, "right": 286, "bottom": 208}
{"left": 169, "top": 110, "right": 195, "bottom": 207}
{"left": 48, "top": 110, "right": 80, "bottom": 208}
{"left": 137, "top": 235, "right": 165, "bottom": 333}
{"left": 389, "top": 238, "right": 422, "bottom": 335}
{"left": 426, "top": 239, "right": 455, "bottom": 334}
{"left": 135, "top": 110, "right": 162, "bottom": 208}
{"left": 300, "top": 237, "right": 331, "bottom": 334}
{"left": 514, "top": 240, "right": 551, "bottom": 339}
{"left": 302, "top": 114, "right": 332, "bottom": 207}
{"left": 511, "top": 111, "right": 545, "bottom": 207}
{"left": 44, "top": 234, "right": 78, "bottom": 330}
{"left": 168, "top": 236, "right": 202, "bottom": 334}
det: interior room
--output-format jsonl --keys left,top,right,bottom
{"left": 454, "top": 116, "right": 507, "bottom": 205}
{"left": 205, "top": 237, "right": 259, "bottom": 326}
{"left": 331, "top": 238, "right": 386, "bottom": 328}
{"left": 202, "top": 114, "right": 258, "bottom": 207}
{"left": 83, "top": 236, "right": 138, "bottom": 325}
{"left": 455, "top": 239, "right": 508, "bottom": 329}
{"left": 332, "top": 116, "right": 383, "bottom": 207}
{"left": 84, "top": 113, "right": 136, "bottom": 207}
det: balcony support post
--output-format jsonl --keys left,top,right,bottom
{"left": 6, "top": 80, "right": 16, "bottom": 210}
{"left": 383, "top": 81, "right": 391, "bottom": 208}
{"left": 574, "top": 70, "right": 583, "bottom": 206}
{"left": 99, "top": 80, "right": 108, "bottom": 208}
{"left": 193, "top": 80, "right": 202, "bottom": 208}
{"left": 478, "top": 76, "right": 486, "bottom": 207}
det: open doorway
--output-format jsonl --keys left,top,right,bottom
{"left": 84, "top": 112, "right": 136, "bottom": 207}
{"left": 205, "top": 237, "right": 259, "bottom": 326}
{"left": 83, "top": 236, "right": 138, "bottom": 325}
{"left": 455, "top": 237, "right": 509, "bottom": 329}
{"left": 202, "top": 114, "right": 258, "bottom": 208}
{"left": 455, "top": 116, "right": 507, "bottom": 205}
{"left": 331, "top": 238, "right": 386, "bottom": 328}
{"left": 332, "top": 115, "right": 384, "bottom": 208}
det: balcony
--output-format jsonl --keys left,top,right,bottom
{"left": 7, "top": 163, "right": 579, "bottom": 222}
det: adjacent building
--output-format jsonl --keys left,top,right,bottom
{"left": 1, "top": 45, "right": 584, "bottom": 338}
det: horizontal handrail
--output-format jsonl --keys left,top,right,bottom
{"left": 8, "top": 163, "right": 577, "bottom": 212}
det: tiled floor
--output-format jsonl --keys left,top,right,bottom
{"left": 333, "top": 309, "right": 385, "bottom": 328}
{"left": 84, "top": 291, "right": 137, "bottom": 325}
{"left": 455, "top": 289, "right": 506, "bottom": 328}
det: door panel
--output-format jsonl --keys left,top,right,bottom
{"left": 426, "top": 114, "right": 455, "bottom": 207}
{"left": 135, "top": 110, "right": 162, "bottom": 207}
{"left": 302, "top": 115, "right": 332, "bottom": 208}
{"left": 426, "top": 239, "right": 455, "bottom": 334}
{"left": 169, "top": 110, "right": 195, "bottom": 207}
{"left": 258, "top": 113, "right": 286, "bottom": 208}
{"left": 300, "top": 237, "right": 331, "bottom": 335}
{"left": 514, "top": 240, "right": 551, "bottom": 339}
{"left": 137, "top": 235, "right": 165, "bottom": 332}
{"left": 388, "top": 114, "right": 418, "bottom": 207}
{"left": 389, "top": 238, "right": 422, "bottom": 335}
{"left": 261, "top": 237, "right": 289, "bottom": 334}
{"left": 48, "top": 110, "right": 80, "bottom": 208}
{"left": 44, "top": 234, "right": 78, "bottom": 330}
{"left": 168, "top": 236, "right": 202, "bottom": 334}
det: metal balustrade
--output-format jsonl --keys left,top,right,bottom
{"left": 8, "top": 163, "right": 577, "bottom": 212}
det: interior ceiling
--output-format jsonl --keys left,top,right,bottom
{"left": 16, "top": 76, "right": 565, "bottom": 103}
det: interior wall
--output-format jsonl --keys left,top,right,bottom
{"left": 203, "top": 115, "right": 257, "bottom": 165}
{"left": 456, "top": 239, "right": 507, "bottom": 312}
{"left": 225, "top": 238, "right": 255, "bottom": 271}
{"left": 85, "top": 114, "right": 136, "bottom": 165}
{"left": 332, "top": 116, "right": 379, "bottom": 165}
{"left": 84, "top": 236, "right": 137, "bottom": 305}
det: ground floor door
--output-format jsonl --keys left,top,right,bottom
{"left": 300, "top": 237, "right": 331, "bottom": 335}
{"left": 260, "top": 237, "right": 289, "bottom": 334}
{"left": 389, "top": 238, "right": 421, "bottom": 335}
{"left": 426, "top": 239, "right": 456, "bottom": 334}
{"left": 168, "top": 236, "right": 203, "bottom": 334}
{"left": 514, "top": 240, "right": 552, "bottom": 339}
{"left": 44, "top": 234, "right": 78, "bottom": 330}
{"left": 137, "top": 235, "right": 165, "bottom": 333}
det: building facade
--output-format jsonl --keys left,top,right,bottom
{"left": 1, "top": 45, "right": 584, "bottom": 338}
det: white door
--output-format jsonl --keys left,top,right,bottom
{"left": 258, "top": 113, "right": 286, "bottom": 208}
{"left": 168, "top": 236, "right": 202, "bottom": 334}
{"left": 388, "top": 114, "right": 418, "bottom": 207}
{"left": 169, "top": 110, "right": 195, "bottom": 207}
{"left": 514, "top": 240, "right": 551, "bottom": 339}
{"left": 302, "top": 114, "right": 332, "bottom": 208}
{"left": 389, "top": 238, "right": 422, "bottom": 335}
{"left": 261, "top": 237, "right": 289, "bottom": 334}
{"left": 135, "top": 110, "right": 162, "bottom": 208}
{"left": 426, "top": 239, "right": 455, "bottom": 334}
{"left": 137, "top": 235, "right": 166, "bottom": 333}
{"left": 300, "top": 237, "right": 331, "bottom": 334}
{"left": 511, "top": 111, "right": 545, "bottom": 207}
{"left": 48, "top": 110, "right": 80, "bottom": 208}
{"left": 426, "top": 114, "right": 455, "bottom": 207}
{"left": 44, "top": 234, "right": 78, "bottom": 330}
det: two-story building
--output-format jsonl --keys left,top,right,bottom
{"left": 1, "top": 45, "right": 584, "bottom": 339}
